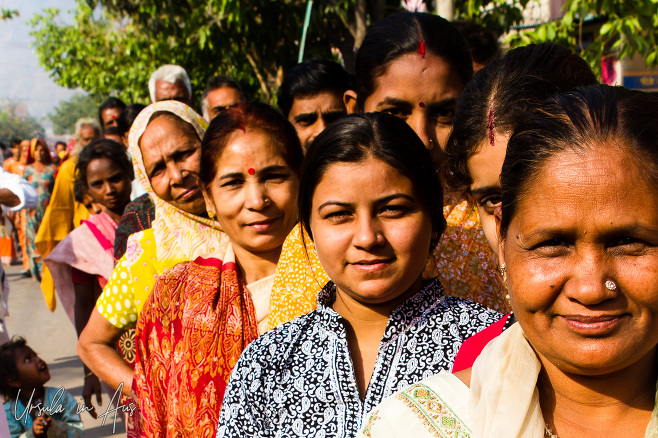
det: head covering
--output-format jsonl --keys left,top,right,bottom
{"left": 128, "top": 100, "right": 227, "bottom": 264}
{"left": 30, "top": 138, "right": 49, "bottom": 163}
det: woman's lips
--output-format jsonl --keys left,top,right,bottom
{"left": 351, "top": 259, "right": 394, "bottom": 272}
{"left": 246, "top": 218, "right": 278, "bottom": 232}
{"left": 177, "top": 187, "right": 199, "bottom": 201}
{"left": 559, "top": 314, "right": 626, "bottom": 335}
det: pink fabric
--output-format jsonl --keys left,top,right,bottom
{"left": 44, "top": 212, "right": 118, "bottom": 324}
{"left": 452, "top": 313, "right": 510, "bottom": 372}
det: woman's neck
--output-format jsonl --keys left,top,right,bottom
{"left": 332, "top": 276, "right": 423, "bottom": 399}
{"left": 539, "top": 348, "right": 657, "bottom": 437}
{"left": 232, "top": 245, "right": 280, "bottom": 285}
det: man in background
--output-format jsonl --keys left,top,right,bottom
{"left": 277, "top": 59, "right": 354, "bottom": 151}
{"left": 148, "top": 64, "right": 193, "bottom": 106}
{"left": 200, "top": 75, "right": 246, "bottom": 122}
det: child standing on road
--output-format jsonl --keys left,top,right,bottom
{"left": 0, "top": 337, "right": 83, "bottom": 437}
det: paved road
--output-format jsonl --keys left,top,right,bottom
{"left": 4, "top": 264, "right": 126, "bottom": 437}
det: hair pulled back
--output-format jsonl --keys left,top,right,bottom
{"left": 299, "top": 112, "right": 446, "bottom": 250}
{"left": 445, "top": 43, "right": 598, "bottom": 193}
{"left": 199, "top": 101, "right": 303, "bottom": 188}
{"left": 499, "top": 85, "right": 658, "bottom": 237}
{"left": 74, "top": 138, "right": 134, "bottom": 203}
{"left": 354, "top": 12, "right": 472, "bottom": 111}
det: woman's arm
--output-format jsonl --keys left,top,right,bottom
{"left": 78, "top": 309, "right": 133, "bottom": 397}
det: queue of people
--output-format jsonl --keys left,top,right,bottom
{"left": 1, "top": 9, "right": 657, "bottom": 438}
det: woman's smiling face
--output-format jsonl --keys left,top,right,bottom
{"left": 203, "top": 130, "right": 298, "bottom": 258}
{"left": 500, "top": 144, "right": 658, "bottom": 375}
{"left": 310, "top": 156, "right": 433, "bottom": 306}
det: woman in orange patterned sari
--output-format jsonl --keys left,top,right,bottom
{"left": 133, "top": 102, "right": 303, "bottom": 437}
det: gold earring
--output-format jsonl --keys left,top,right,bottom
{"left": 208, "top": 211, "right": 215, "bottom": 221}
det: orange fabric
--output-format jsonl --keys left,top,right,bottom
{"left": 133, "top": 253, "right": 259, "bottom": 438}
{"left": 35, "top": 157, "right": 90, "bottom": 311}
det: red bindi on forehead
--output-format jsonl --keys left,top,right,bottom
{"left": 248, "top": 168, "right": 255, "bottom": 175}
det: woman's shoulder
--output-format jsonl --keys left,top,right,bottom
{"left": 359, "top": 371, "right": 471, "bottom": 438}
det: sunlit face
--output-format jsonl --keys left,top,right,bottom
{"left": 468, "top": 132, "right": 510, "bottom": 251}
{"left": 204, "top": 87, "right": 243, "bottom": 121}
{"left": 154, "top": 79, "right": 192, "bottom": 106}
{"left": 10, "top": 346, "right": 50, "bottom": 390}
{"left": 85, "top": 157, "right": 132, "bottom": 217}
{"left": 101, "top": 107, "right": 122, "bottom": 128}
{"left": 80, "top": 125, "right": 98, "bottom": 147}
{"left": 33, "top": 144, "right": 50, "bottom": 164}
{"left": 139, "top": 116, "right": 205, "bottom": 215}
{"left": 203, "top": 130, "right": 298, "bottom": 259}
{"left": 288, "top": 91, "right": 346, "bottom": 152}
{"left": 361, "top": 52, "right": 463, "bottom": 165}
{"left": 311, "top": 157, "right": 433, "bottom": 306}
{"left": 499, "top": 144, "right": 658, "bottom": 376}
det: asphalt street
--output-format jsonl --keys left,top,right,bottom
{"left": 4, "top": 263, "right": 126, "bottom": 437}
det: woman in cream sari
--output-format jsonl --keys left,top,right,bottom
{"left": 360, "top": 86, "right": 658, "bottom": 437}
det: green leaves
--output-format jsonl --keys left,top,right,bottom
{"left": 506, "top": 0, "right": 658, "bottom": 74}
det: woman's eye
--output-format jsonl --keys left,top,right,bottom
{"left": 381, "top": 107, "right": 407, "bottom": 118}
{"left": 609, "top": 236, "right": 647, "bottom": 255}
{"left": 479, "top": 195, "right": 502, "bottom": 214}
{"left": 325, "top": 210, "right": 351, "bottom": 221}
{"left": 263, "top": 173, "right": 289, "bottom": 183}
{"left": 431, "top": 109, "right": 455, "bottom": 122}
{"left": 379, "top": 205, "right": 409, "bottom": 217}
{"left": 222, "top": 179, "right": 243, "bottom": 188}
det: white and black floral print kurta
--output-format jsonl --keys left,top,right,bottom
{"left": 216, "top": 278, "right": 500, "bottom": 438}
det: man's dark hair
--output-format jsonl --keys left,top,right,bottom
{"left": 201, "top": 76, "right": 246, "bottom": 116}
{"left": 277, "top": 60, "right": 355, "bottom": 117}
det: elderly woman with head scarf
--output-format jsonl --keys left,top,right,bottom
{"left": 77, "top": 101, "right": 229, "bottom": 417}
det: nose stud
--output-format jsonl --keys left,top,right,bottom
{"left": 605, "top": 280, "right": 617, "bottom": 291}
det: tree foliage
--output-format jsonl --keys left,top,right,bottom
{"left": 506, "top": 0, "right": 658, "bottom": 72}
{"left": 48, "top": 93, "right": 103, "bottom": 135}
{"left": 0, "top": 110, "right": 45, "bottom": 145}
{"left": 31, "top": 0, "right": 652, "bottom": 108}
{"left": 1, "top": 9, "right": 18, "bottom": 20}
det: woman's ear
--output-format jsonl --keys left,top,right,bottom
{"left": 343, "top": 90, "right": 358, "bottom": 114}
{"left": 201, "top": 187, "right": 216, "bottom": 219}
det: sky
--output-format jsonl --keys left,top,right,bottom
{"left": 0, "top": 0, "right": 79, "bottom": 127}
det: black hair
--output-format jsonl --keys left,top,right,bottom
{"left": 9, "top": 138, "right": 20, "bottom": 148}
{"left": 445, "top": 43, "right": 598, "bottom": 193}
{"left": 354, "top": 12, "right": 472, "bottom": 110}
{"left": 500, "top": 85, "right": 658, "bottom": 236}
{"left": 451, "top": 20, "right": 500, "bottom": 68}
{"left": 0, "top": 336, "right": 27, "bottom": 399}
{"left": 277, "top": 59, "right": 355, "bottom": 117}
{"left": 98, "top": 97, "right": 127, "bottom": 126}
{"left": 202, "top": 75, "right": 246, "bottom": 101}
{"left": 200, "top": 101, "right": 303, "bottom": 187}
{"left": 116, "top": 104, "right": 146, "bottom": 137}
{"left": 201, "top": 75, "right": 246, "bottom": 117}
{"left": 74, "top": 138, "right": 134, "bottom": 203}
{"left": 299, "top": 112, "right": 446, "bottom": 251}
{"left": 55, "top": 141, "right": 67, "bottom": 150}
